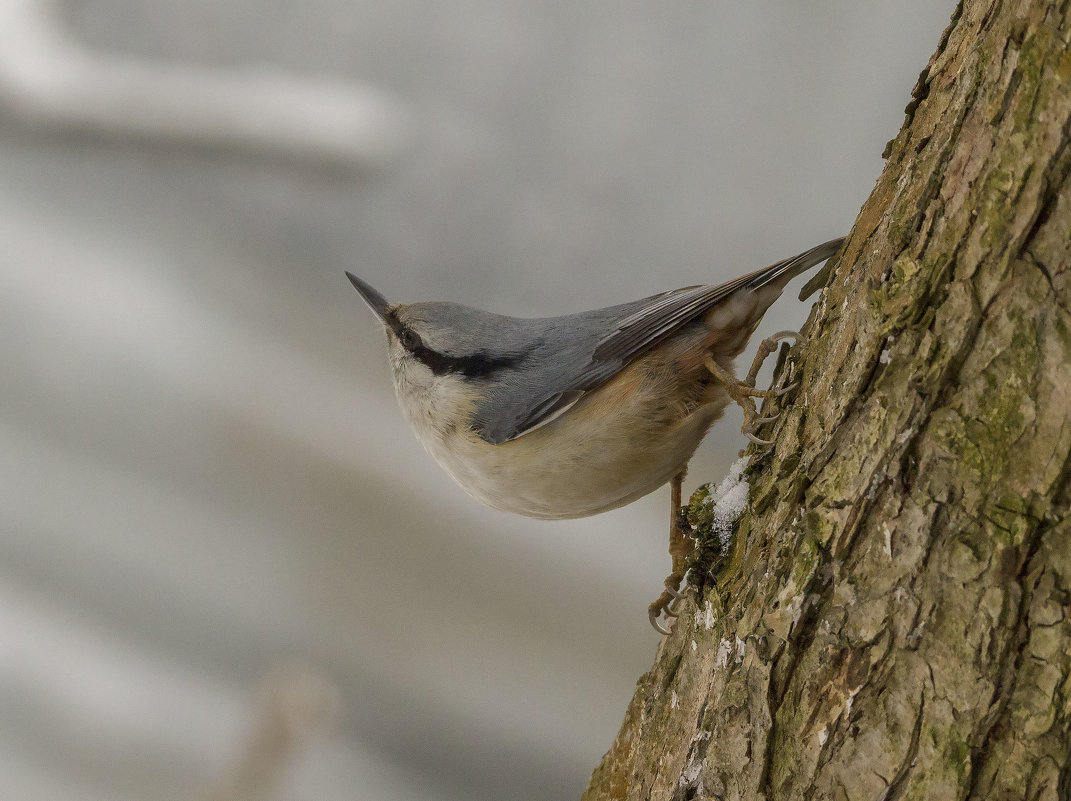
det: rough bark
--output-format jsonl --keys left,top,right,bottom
{"left": 583, "top": 1, "right": 1071, "bottom": 799}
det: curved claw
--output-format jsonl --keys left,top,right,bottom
{"left": 649, "top": 607, "right": 674, "bottom": 635}
{"left": 746, "top": 431, "right": 774, "bottom": 445}
{"left": 767, "top": 330, "right": 801, "bottom": 344}
{"left": 663, "top": 584, "right": 684, "bottom": 615}
{"left": 754, "top": 413, "right": 781, "bottom": 425}
{"left": 774, "top": 381, "right": 800, "bottom": 397}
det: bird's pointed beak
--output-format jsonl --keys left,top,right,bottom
{"left": 346, "top": 272, "right": 392, "bottom": 324}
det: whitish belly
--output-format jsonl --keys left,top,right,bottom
{"left": 422, "top": 387, "right": 728, "bottom": 520}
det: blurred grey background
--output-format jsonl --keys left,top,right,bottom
{"left": 0, "top": 2, "right": 955, "bottom": 799}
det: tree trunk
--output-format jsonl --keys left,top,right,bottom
{"left": 582, "top": 1, "right": 1071, "bottom": 799}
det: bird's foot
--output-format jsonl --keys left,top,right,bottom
{"left": 743, "top": 330, "right": 800, "bottom": 386}
{"left": 706, "top": 330, "right": 802, "bottom": 445}
{"left": 649, "top": 576, "right": 688, "bottom": 635}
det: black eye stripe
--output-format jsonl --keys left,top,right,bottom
{"left": 412, "top": 343, "right": 526, "bottom": 378}
{"left": 387, "top": 312, "right": 530, "bottom": 378}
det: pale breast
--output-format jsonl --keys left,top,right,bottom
{"left": 417, "top": 351, "right": 730, "bottom": 519}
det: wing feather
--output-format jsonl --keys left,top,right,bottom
{"left": 593, "top": 237, "right": 844, "bottom": 364}
{"left": 484, "top": 237, "right": 845, "bottom": 443}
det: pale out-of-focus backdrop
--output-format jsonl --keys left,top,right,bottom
{"left": 0, "top": 2, "right": 956, "bottom": 799}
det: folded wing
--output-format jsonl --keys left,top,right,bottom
{"left": 475, "top": 237, "right": 845, "bottom": 444}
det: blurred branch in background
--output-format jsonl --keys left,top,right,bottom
{"left": 0, "top": 0, "right": 408, "bottom": 168}
{"left": 201, "top": 665, "right": 340, "bottom": 801}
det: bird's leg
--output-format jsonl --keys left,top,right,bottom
{"left": 705, "top": 331, "right": 801, "bottom": 445}
{"left": 649, "top": 468, "right": 693, "bottom": 635}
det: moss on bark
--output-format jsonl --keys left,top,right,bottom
{"left": 583, "top": 1, "right": 1071, "bottom": 798}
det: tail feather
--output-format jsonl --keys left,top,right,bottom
{"left": 746, "top": 236, "right": 846, "bottom": 294}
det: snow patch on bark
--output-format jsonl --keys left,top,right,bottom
{"left": 705, "top": 456, "right": 751, "bottom": 548}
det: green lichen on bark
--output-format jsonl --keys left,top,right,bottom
{"left": 582, "top": 1, "right": 1071, "bottom": 799}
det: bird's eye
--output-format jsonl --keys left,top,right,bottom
{"left": 400, "top": 329, "right": 422, "bottom": 350}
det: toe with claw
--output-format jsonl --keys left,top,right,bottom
{"left": 649, "top": 576, "right": 691, "bottom": 635}
{"left": 648, "top": 588, "right": 678, "bottom": 635}
{"left": 705, "top": 330, "right": 803, "bottom": 445}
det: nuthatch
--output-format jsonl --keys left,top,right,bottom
{"left": 347, "top": 237, "right": 844, "bottom": 633}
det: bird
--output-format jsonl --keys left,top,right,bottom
{"left": 346, "top": 236, "right": 845, "bottom": 633}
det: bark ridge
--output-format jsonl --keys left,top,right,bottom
{"left": 583, "top": 2, "right": 1071, "bottom": 798}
